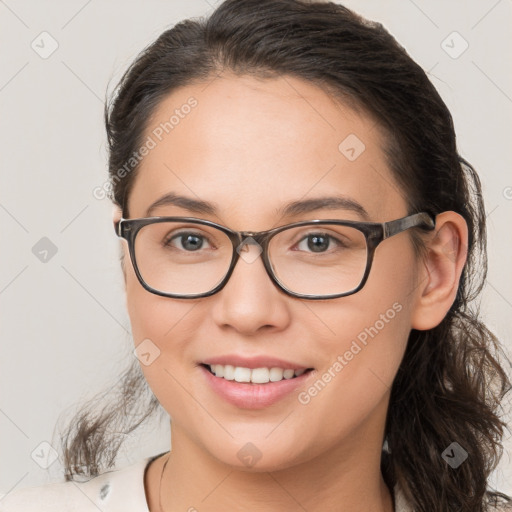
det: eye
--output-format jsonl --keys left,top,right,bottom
{"left": 295, "top": 232, "right": 345, "bottom": 253}
{"left": 164, "top": 231, "right": 213, "bottom": 252}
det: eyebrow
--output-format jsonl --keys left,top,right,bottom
{"left": 145, "top": 192, "right": 370, "bottom": 220}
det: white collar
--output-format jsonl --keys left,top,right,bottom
{"left": 0, "top": 454, "right": 414, "bottom": 511}
{"left": 88, "top": 455, "right": 414, "bottom": 511}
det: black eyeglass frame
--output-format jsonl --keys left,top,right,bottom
{"left": 114, "top": 212, "right": 435, "bottom": 300}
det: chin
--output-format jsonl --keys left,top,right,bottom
{"left": 205, "top": 441, "right": 312, "bottom": 473}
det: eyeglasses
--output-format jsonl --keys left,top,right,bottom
{"left": 114, "top": 212, "right": 435, "bottom": 300}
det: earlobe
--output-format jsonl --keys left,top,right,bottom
{"left": 120, "top": 252, "right": 127, "bottom": 284}
{"left": 112, "top": 205, "right": 122, "bottom": 230}
{"left": 112, "top": 205, "right": 128, "bottom": 284}
{"left": 410, "top": 211, "right": 468, "bottom": 331}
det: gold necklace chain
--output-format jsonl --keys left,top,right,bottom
{"left": 158, "top": 452, "right": 171, "bottom": 511}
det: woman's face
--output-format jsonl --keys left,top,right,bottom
{"left": 121, "top": 73, "right": 423, "bottom": 471}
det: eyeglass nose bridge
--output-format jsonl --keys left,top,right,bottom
{"left": 232, "top": 231, "right": 272, "bottom": 263}
{"left": 223, "top": 230, "right": 280, "bottom": 289}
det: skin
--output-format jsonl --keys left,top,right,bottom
{"left": 112, "top": 73, "right": 468, "bottom": 511}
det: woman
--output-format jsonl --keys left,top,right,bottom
{"left": 2, "top": 0, "right": 510, "bottom": 511}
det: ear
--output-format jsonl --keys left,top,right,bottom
{"left": 112, "top": 204, "right": 122, "bottom": 228}
{"left": 410, "top": 211, "right": 468, "bottom": 330}
{"left": 112, "top": 205, "right": 127, "bottom": 283}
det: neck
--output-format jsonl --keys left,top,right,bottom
{"left": 153, "top": 418, "right": 394, "bottom": 512}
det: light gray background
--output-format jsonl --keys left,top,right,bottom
{"left": 1, "top": 0, "right": 511, "bottom": 497}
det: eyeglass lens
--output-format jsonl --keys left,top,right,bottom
{"left": 132, "top": 221, "right": 368, "bottom": 297}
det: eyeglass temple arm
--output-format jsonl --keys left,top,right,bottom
{"left": 383, "top": 212, "right": 436, "bottom": 239}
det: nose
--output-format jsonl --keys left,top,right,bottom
{"left": 209, "top": 240, "right": 291, "bottom": 335}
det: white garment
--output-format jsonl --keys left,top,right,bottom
{"left": 0, "top": 453, "right": 455, "bottom": 512}
{"left": 0, "top": 455, "right": 157, "bottom": 511}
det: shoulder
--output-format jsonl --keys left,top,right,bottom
{"left": 489, "top": 504, "right": 512, "bottom": 511}
{"left": 0, "top": 456, "right": 156, "bottom": 512}
{"left": 488, "top": 498, "right": 512, "bottom": 512}
{"left": 484, "top": 491, "right": 512, "bottom": 512}
{"left": 393, "top": 483, "right": 512, "bottom": 512}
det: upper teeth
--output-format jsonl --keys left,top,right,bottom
{"left": 209, "top": 365, "right": 306, "bottom": 383}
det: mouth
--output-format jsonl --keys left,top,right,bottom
{"left": 199, "top": 362, "right": 316, "bottom": 409}
{"left": 200, "top": 363, "right": 315, "bottom": 384}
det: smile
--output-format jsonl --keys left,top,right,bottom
{"left": 202, "top": 363, "right": 313, "bottom": 384}
{"left": 199, "top": 363, "right": 316, "bottom": 409}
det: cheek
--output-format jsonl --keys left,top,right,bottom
{"left": 296, "top": 238, "right": 417, "bottom": 433}
{"left": 125, "top": 275, "right": 194, "bottom": 363}
{"left": 298, "top": 299, "right": 410, "bottom": 430}
{"left": 124, "top": 257, "right": 196, "bottom": 402}
{"left": 123, "top": 246, "right": 188, "bottom": 346}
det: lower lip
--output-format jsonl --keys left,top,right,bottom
{"left": 200, "top": 365, "right": 314, "bottom": 409}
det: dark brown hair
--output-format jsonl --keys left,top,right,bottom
{"left": 58, "top": 1, "right": 511, "bottom": 510}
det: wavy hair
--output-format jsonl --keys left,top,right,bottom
{"left": 58, "top": 1, "right": 511, "bottom": 510}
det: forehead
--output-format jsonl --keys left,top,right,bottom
{"left": 127, "top": 73, "right": 407, "bottom": 227}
